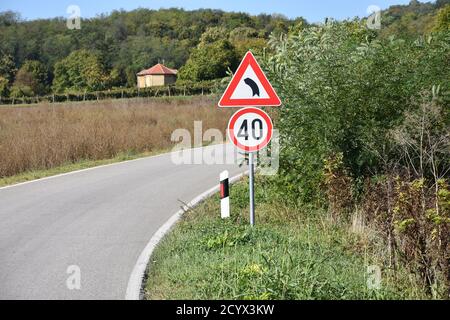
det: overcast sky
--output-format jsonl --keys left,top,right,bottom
{"left": 0, "top": 0, "right": 420, "bottom": 23}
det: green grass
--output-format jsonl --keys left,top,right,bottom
{"left": 145, "top": 177, "right": 428, "bottom": 300}
{"left": 0, "top": 149, "right": 170, "bottom": 188}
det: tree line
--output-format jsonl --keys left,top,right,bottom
{"left": 0, "top": 1, "right": 448, "bottom": 100}
{"left": 0, "top": 8, "right": 302, "bottom": 98}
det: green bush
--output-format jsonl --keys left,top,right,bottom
{"left": 263, "top": 21, "right": 449, "bottom": 203}
{"left": 178, "top": 39, "right": 239, "bottom": 81}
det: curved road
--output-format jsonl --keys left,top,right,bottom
{"left": 0, "top": 144, "right": 244, "bottom": 300}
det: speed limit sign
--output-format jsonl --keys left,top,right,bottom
{"left": 220, "top": 52, "right": 281, "bottom": 227}
{"left": 228, "top": 107, "right": 273, "bottom": 153}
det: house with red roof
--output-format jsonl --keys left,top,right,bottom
{"left": 136, "top": 63, "right": 178, "bottom": 88}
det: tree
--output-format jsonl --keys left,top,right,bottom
{"left": 0, "top": 8, "right": 300, "bottom": 89}
{"left": 178, "top": 39, "right": 238, "bottom": 81}
{"left": 0, "top": 76, "right": 9, "bottom": 96}
{"left": 232, "top": 37, "right": 267, "bottom": 58}
{"left": 0, "top": 54, "right": 16, "bottom": 97}
{"left": 12, "top": 60, "right": 49, "bottom": 95}
{"left": 9, "top": 83, "right": 33, "bottom": 98}
{"left": 264, "top": 21, "right": 449, "bottom": 203}
{"left": 0, "top": 11, "right": 20, "bottom": 26}
{"left": 436, "top": 0, "right": 450, "bottom": 9}
{"left": 378, "top": 0, "right": 440, "bottom": 38}
{"left": 0, "top": 54, "right": 16, "bottom": 84}
{"left": 52, "top": 50, "right": 109, "bottom": 92}
{"left": 198, "top": 26, "right": 228, "bottom": 45}
{"left": 229, "top": 27, "right": 268, "bottom": 57}
{"left": 434, "top": 4, "right": 450, "bottom": 32}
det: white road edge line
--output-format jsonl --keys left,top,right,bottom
{"left": 0, "top": 145, "right": 215, "bottom": 191}
{"left": 125, "top": 171, "right": 248, "bottom": 300}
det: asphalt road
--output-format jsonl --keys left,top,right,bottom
{"left": 0, "top": 144, "right": 244, "bottom": 300}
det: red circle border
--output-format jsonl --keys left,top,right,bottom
{"left": 228, "top": 107, "right": 273, "bottom": 153}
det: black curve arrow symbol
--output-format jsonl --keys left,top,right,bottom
{"left": 244, "top": 78, "right": 260, "bottom": 97}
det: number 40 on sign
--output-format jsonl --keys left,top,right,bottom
{"left": 228, "top": 107, "right": 273, "bottom": 153}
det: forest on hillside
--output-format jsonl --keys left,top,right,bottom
{"left": 0, "top": 0, "right": 448, "bottom": 98}
{"left": 0, "top": 8, "right": 301, "bottom": 96}
{"left": 380, "top": 0, "right": 449, "bottom": 37}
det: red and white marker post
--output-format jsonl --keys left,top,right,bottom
{"left": 220, "top": 170, "right": 230, "bottom": 219}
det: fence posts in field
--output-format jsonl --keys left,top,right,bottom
{"left": 0, "top": 82, "right": 218, "bottom": 106}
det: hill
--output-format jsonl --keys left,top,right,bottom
{"left": 379, "top": 0, "right": 449, "bottom": 38}
{"left": 0, "top": 8, "right": 301, "bottom": 90}
{"left": 0, "top": 2, "right": 448, "bottom": 98}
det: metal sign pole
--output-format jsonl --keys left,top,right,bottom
{"left": 249, "top": 152, "right": 255, "bottom": 226}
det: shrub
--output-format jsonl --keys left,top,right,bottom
{"left": 323, "top": 153, "right": 354, "bottom": 221}
{"left": 263, "top": 20, "right": 449, "bottom": 297}
{"left": 264, "top": 21, "right": 449, "bottom": 203}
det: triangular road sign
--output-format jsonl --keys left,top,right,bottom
{"left": 218, "top": 51, "right": 281, "bottom": 108}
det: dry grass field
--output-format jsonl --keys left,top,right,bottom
{"left": 0, "top": 96, "right": 232, "bottom": 178}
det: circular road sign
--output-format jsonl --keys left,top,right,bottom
{"left": 228, "top": 107, "right": 273, "bottom": 153}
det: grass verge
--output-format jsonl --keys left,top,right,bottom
{"left": 145, "top": 177, "right": 428, "bottom": 300}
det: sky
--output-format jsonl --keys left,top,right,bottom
{"left": 0, "top": 0, "right": 418, "bottom": 22}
